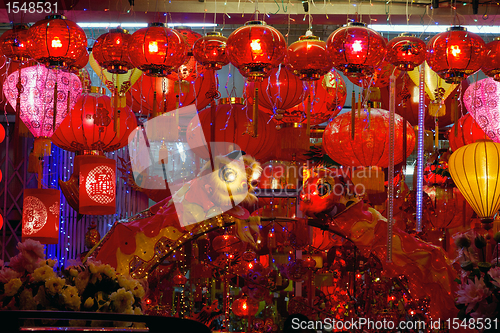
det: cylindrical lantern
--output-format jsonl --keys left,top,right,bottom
{"left": 287, "top": 31, "right": 332, "bottom": 81}
{"left": 448, "top": 114, "right": 488, "bottom": 151}
{"left": 226, "top": 21, "right": 286, "bottom": 81}
{"left": 92, "top": 27, "right": 134, "bottom": 74}
{"left": 232, "top": 296, "right": 259, "bottom": 317}
{"left": 326, "top": 22, "right": 387, "bottom": 77}
{"left": 27, "top": 15, "right": 87, "bottom": 69}
{"left": 22, "top": 188, "right": 60, "bottom": 244}
{"left": 385, "top": 34, "right": 426, "bottom": 71}
{"left": 192, "top": 32, "right": 229, "bottom": 70}
{"left": 128, "top": 23, "right": 188, "bottom": 77}
{"left": 79, "top": 156, "right": 117, "bottom": 215}
{"left": 0, "top": 24, "right": 31, "bottom": 62}
{"left": 482, "top": 37, "right": 500, "bottom": 82}
{"left": 426, "top": 26, "right": 485, "bottom": 84}
{"left": 448, "top": 141, "right": 500, "bottom": 230}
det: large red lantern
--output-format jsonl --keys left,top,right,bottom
{"left": 226, "top": 21, "right": 286, "bottom": 81}
{"left": 27, "top": 15, "right": 87, "bottom": 69}
{"left": 79, "top": 156, "right": 116, "bottom": 215}
{"left": 385, "top": 34, "right": 426, "bottom": 71}
{"left": 232, "top": 296, "right": 259, "bottom": 317}
{"left": 287, "top": 31, "right": 332, "bottom": 81}
{"left": 186, "top": 97, "right": 276, "bottom": 160}
{"left": 69, "top": 48, "right": 89, "bottom": 73}
{"left": 326, "top": 22, "right": 386, "bottom": 77}
{"left": 128, "top": 23, "right": 187, "bottom": 77}
{"left": 245, "top": 65, "right": 304, "bottom": 120}
{"left": 166, "top": 27, "right": 204, "bottom": 82}
{"left": 52, "top": 88, "right": 137, "bottom": 154}
{"left": 92, "top": 28, "right": 134, "bottom": 74}
{"left": 192, "top": 32, "right": 229, "bottom": 70}
{"left": 22, "top": 188, "right": 60, "bottom": 244}
{"left": 426, "top": 26, "right": 485, "bottom": 84}
{"left": 482, "top": 37, "right": 500, "bottom": 82}
{"left": 448, "top": 114, "right": 488, "bottom": 151}
{"left": 0, "top": 24, "right": 30, "bottom": 62}
{"left": 323, "top": 108, "right": 415, "bottom": 167}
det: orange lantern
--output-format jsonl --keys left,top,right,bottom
{"left": 22, "top": 189, "right": 60, "bottom": 244}
{"left": 79, "top": 156, "right": 116, "bottom": 215}
{"left": 232, "top": 296, "right": 259, "bottom": 317}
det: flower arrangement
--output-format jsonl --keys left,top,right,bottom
{"left": 0, "top": 239, "right": 146, "bottom": 328}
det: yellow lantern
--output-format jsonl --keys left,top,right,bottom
{"left": 448, "top": 140, "right": 500, "bottom": 230}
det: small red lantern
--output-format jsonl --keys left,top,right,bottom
{"left": 79, "top": 156, "right": 116, "bottom": 215}
{"left": 22, "top": 188, "right": 60, "bottom": 244}
{"left": 27, "top": 15, "right": 87, "bottom": 69}
{"left": 0, "top": 24, "right": 30, "bottom": 62}
{"left": 192, "top": 32, "right": 229, "bottom": 70}
{"left": 482, "top": 37, "right": 500, "bottom": 82}
{"left": 326, "top": 22, "right": 386, "bottom": 77}
{"left": 129, "top": 23, "right": 187, "bottom": 77}
{"left": 287, "top": 31, "right": 332, "bottom": 81}
{"left": 232, "top": 296, "right": 259, "bottom": 317}
{"left": 448, "top": 114, "right": 488, "bottom": 151}
{"left": 385, "top": 34, "right": 426, "bottom": 71}
{"left": 426, "top": 26, "right": 485, "bottom": 84}
{"left": 92, "top": 27, "right": 134, "bottom": 74}
{"left": 173, "top": 271, "right": 188, "bottom": 286}
{"left": 226, "top": 21, "right": 286, "bottom": 81}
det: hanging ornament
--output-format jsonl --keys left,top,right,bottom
{"left": 232, "top": 296, "right": 259, "bottom": 317}
{"left": 482, "top": 37, "right": 500, "bottom": 82}
{"left": 173, "top": 270, "right": 188, "bottom": 286}
{"left": 426, "top": 26, "right": 485, "bottom": 84}
{"left": 92, "top": 27, "right": 134, "bottom": 74}
{"left": 448, "top": 114, "right": 488, "bottom": 151}
{"left": 85, "top": 222, "right": 101, "bottom": 249}
{"left": 287, "top": 31, "right": 333, "bottom": 81}
{"left": 128, "top": 23, "right": 187, "bottom": 77}
{"left": 0, "top": 24, "right": 31, "bottom": 62}
{"left": 326, "top": 22, "right": 387, "bottom": 77}
{"left": 79, "top": 156, "right": 116, "bottom": 215}
{"left": 68, "top": 48, "right": 89, "bottom": 74}
{"left": 22, "top": 188, "right": 60, "bottom": 244}
{"left": 27, "top": 15, "right": 87, "bottom": 69}
{"left": 386, "top": 34, "right": 426, "bottom": 71}
{"left": 3, "top": 65, "right": 82, "bottom": 156}
{"left": 192, "top": 32, "right": 229, "bottom": 70}
{"left": 166, "top": 27, "right": 204, "bottom": 82}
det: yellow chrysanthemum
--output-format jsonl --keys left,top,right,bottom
{"left": 84, "top": 297, "right": 94, "bottom": 308}
{"left": 110, "top": 288, "right": 134, "bottom": 312}
{"left": 62, "top": 285, "right": 81, "bottom": 310}
{"left": 45, "top": 277, "right": 65, "bottom": 295}
{"left": 32, "top": 265, "right": 56, "bottom": 282}
{"left": 4, "top": 278, "right": 22, "bottom": 296}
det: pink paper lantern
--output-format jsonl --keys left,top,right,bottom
{"left": 463, "top": 77, "right": 500, "bottom": 142}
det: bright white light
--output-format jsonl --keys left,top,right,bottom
{"left": 368, "top": 24, "right": 500, "bottom": 34}
{"left": 77, "top": 22, "right": 217, "bottom": 28}
{"left": 167, "top": 23, "right": 218, "bottom": 28}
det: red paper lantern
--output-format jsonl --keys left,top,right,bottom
{"left": 323, "top": 108, "right": 415, "bottom": 167}
{"left": 186, "top": 97, "right": 276, "bottom": 160}
{"left": 0, "top": 24, "right": 30, "bottom": 62}
{"left": 79, "top": 156, "right": 116, "bottom": 215}
{"left": 166, "top": 27, "right": 205, "bottom": 82}
{"left": 348, "top": 60, "right": 400, "bottom": 88}
{"left": 22, "top": 188, "right": 60, "bottom": 244}
{"left": 482, "top": 37, "right": 500, "bottom": 82}
{"left": 0, "top": 124, "right": 4, "bottom": 142}
{"left": 173, "top": 272, "right": 188, "bottom": 286}
{"left": 326, "top": 22, "right": 387, "bottom": 77}
{"left": 0, "top": 215, "right": 3, "bottom": 231}
{"left": 426, "top": 26, "right": 485, "bottom": 84}
{"left": 129, "top": 23, "right": 188, "bottom": 77}
{"left": 192, "top": 32, "right": 229, "bottom": 70}
{"left": 226, "top": 20, "right": 286, "bottom": 81}
{"left": 69, "top": 48, "right": 89, "bottom": 72}
{"left": 92, "top": 27, "right": 134, "bottom": 74}
{"left": 232, "top": 296, "right": 259, "bottom": 317}
{"left": 386, "top": 34, "right": 426, "bottom": 71}
{"left": 287, "top": 32, "right": 332, "bottom": 81}
{"left": 27, "top": 15, "right": 87, "bottom": 69}
{"left": 448, "top": 114, "right": 488, "bottom": 151}
{"left": 245, "top": 65, "right": 304, "bottom": 120}
{"left": 52, "top": 89, "right": 138, "bottom": 154}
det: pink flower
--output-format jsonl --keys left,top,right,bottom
{"left": 17, "top": 239, "right": 45, "bottom": 263}
{"left": 457, "top": 277, "right": 492, "bottom": 313}
{"left": 471, "top": 299, "right": 498, "bottom": 319}
{"left": 0, "top": 267, "right": 21, "bottom": 283}
{"left": 488, "top": 266, "right": 500, "bottom": 280}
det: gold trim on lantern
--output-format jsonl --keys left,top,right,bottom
{"left": 219, "top": 97, "right": 244, "bottom": 105}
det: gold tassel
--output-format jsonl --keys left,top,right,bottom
{"left": 351, "top": 91, "right": 356, "bottom": 139}
{"left": 253, "top": 86, "right": 259, "bottom": 137}
{"left": 435, "top": 121, "right": 439, "bottom": 149}
{"left": 306, "top": 90, "right": 311, "bottom": 136}
{"left": 53, "top": 82, "right": 58, "bottom": 131}
{"left": 34, "top": 137, "right": 52, "bottom": 157}
{"left": 357, "top": 92, "right": 361, "bottom": 117}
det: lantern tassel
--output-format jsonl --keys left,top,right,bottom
{"left": 435, "top": 121, "right": 439, "bottom": 150}
{"left": 306, "top": 89, "right": 311, "bottom": 136}
{"left": 357, "top": 92, "right": 361, "bottom": 117}
{"left": 114, "top": 87, "right": 119, "bottom": 133}
{"left": 452, "top": 93, "right": 459, "bottom": 136}
{"left": 34, "top": 137, "right": 52, "bottom": 157}
{"left": 53, "top": 81, "right": 58, "bottom": 131}
{"left": 351, "top": 91, "right": 356, "bottom": 139}
{"left": 253, "top": 86, "right": 259, "bottom": 137}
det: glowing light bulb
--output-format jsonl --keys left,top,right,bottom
{"left": 149, "top": 41, "right": 159, "bottom": 53}
{"left": 352, "top": 40, "right": 363, "bottom": 52}
{"left": 450, "top": 45, "right": 461, "bottom": 57}
{"left": 250, "top": 39, "right": 263, "bottom": 56}
{"left": 243, "top": 303, "right": 247, "bottom": 310}
{"left": 116, "top": 38, "right": 121, "bottom": 45}
{"left": 51, "top": 38, "right": 62, "bottom": 48}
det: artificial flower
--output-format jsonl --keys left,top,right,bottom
{"left": 75, "top": 271, "right": 89, "bottom": 294}
{"left": 62, "top": 285, "right": 81, "bottom": 310}
{"left": 0, "top": 267, "right": 21, "bottom": 283}
{"left": 4, "top": 278, "right": 22, "bottom": 296}
{"left": 69, "top": 268, "right": 78, "bottom": 277}
{"left": 110, "top": 288, "right": 134, "bottom": 312}
{"left": 457, "top": 277, "right": 491, "bottom": 313}
{"left": 45, "top": 277, "right": 66, "bottom": 295}
{"left": 17, "top": 239, "right": 45, "bottom": 263}
{"left": 32, "top": 265, "right": 56, "bottom": 282}
{"left": 19, "top": 289, "right": 36, "bottom": 310}
{"left": 84, "top": 297, "right": 94, "bottom": 308}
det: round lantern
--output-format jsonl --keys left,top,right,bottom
{"left": 326, "top": 22, "right": 387, "bottom": 77}
{"left": 426, "top": 26, "right": 485, "bottom": 84}
{"left": 0, "top": 24, "right": 30, "bottom": 62}
{"left": 166, "top": 27, "right": 204, "bottom": 82}
{"left": 323, "top": 108, "right": 415, "bottom": 167}
{"left": 22, "top": 188, "right": 60, "bottom": 244}
{"left": 3, "top": 65, "right": 82, "bottom": 156}
{"left": 245, "top": 65, "right": 303, "bottom": 120}
{"left": 448, "top": 114, "right": 487, "bottom": 151}
{"left": 128, "top": 23, "right": 188, "bottom": 77}
{"left": 0, "top": 124, "right": 5, "bottom": 143}
{"left": 92, "top": 27, "right": 134, "bottom": 74}
{"left": 232, "top": 296, "right": 259, "bottom": 317}
{"left": 69, "top": 48, "right": 89, "bottom": 73}
{"left": 386, "top": 34, "right": 426, "bottom": 71}
{"left": 79, "top": 156, "right": 116, "bottom": 215}
{"left": 27, "top": 15, "right": 87, "bottom": 69}
{"left": 192, "top": 32, "right": 229, "bottom": 70}
{"left": 52, "top": 88, "right": 137, "bottom": 154}
{"left": 186, "top": 97, "right": 277, "bottom": 160}
{"left": 287, "top": 31, "right": 332, "bottom": 81}
{"left": 482, "top": 37, "right": 500, "bottom": 81}
{"left": 448, "top": 141, "right": 500, "bottom": 230}
{"left": 173, "top": 271, "right": 188, "bottom": 286}
{"left": 226, "top": 21, "right": 287, "bottom": 81}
